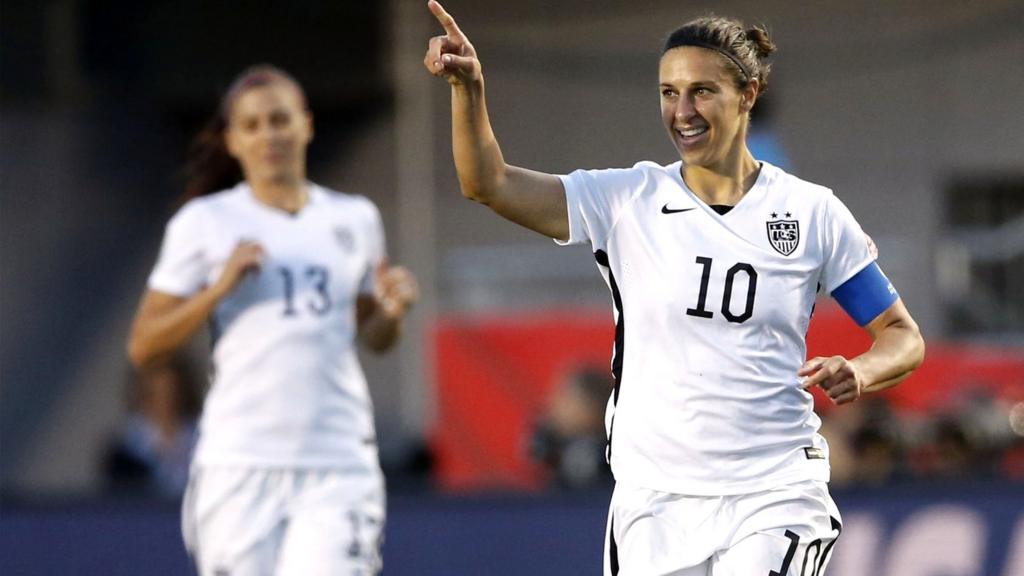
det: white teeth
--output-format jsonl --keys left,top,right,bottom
{"left": 679, "top": 127, "right": 708, "bottom": 138}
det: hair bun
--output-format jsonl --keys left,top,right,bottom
{"left": 745, "top": 26, "right": 776, "bottom": 59}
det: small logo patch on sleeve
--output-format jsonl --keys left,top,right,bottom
{"left": 804, "top": 447, "right": 826, "bottom": 460}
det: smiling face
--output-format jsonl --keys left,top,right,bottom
{"left": 224, "top": 82, "right": 313, "bottom": 187}
{"left": 659, "top": 46, "right": 757, "bottom": 171}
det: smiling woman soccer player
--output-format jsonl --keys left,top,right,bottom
{"left": 424, "top": 2, "right": 924, "bottom": 575}
{"left": 127, "top": 65, "right": 417, "bottom": 576}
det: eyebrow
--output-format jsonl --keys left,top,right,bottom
{"left": 659, "top": 80, "right": 722, "bottom": 89}
{"left": 232, "top": 106, "right": 291, "bottom": 120}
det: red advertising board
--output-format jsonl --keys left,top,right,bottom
{"left": 431, "top": 303, "right": 1024, "bottom": 491}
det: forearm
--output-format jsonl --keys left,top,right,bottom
{"left": 128, "top": 287, "right": 224, "bottom": 367}
{"left": 451, "top": 80, "right": 507, "bottom": 203}
{"left": 358, "top": 310, "right": 403, "bottom": 353}
{"left": 851, "top": 322, "right": 925, "bottom": 393}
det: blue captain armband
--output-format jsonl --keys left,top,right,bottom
{"left": 831, "top": 262, "right": 899, "bottom": 326}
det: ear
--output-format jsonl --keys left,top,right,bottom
{"left": 740, "top": 78, "right": 760, "bottom": 112}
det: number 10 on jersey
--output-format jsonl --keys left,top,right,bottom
{"left": 685, "top": 256, "right": 758, "bottom": 324}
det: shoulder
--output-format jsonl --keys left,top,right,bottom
{"left": 760, "top": 162, "right": 839, "bottom": 215}
{"left": 567, "top": 160, "right": 678, "bottom": 191}
{"left": 592, "top": 159, "right": 676, "bottom": 180}
{"left": 762, "top": 162, "right": 834, "bottom": 202}
{"left": 312, "top": 184, "right": 382, "bottom": 223}
{"left": 632, "top": 160, "right": 676, "bottom": 174}
{"left": 178, "top": 184, "right": 248, "bottom": 219}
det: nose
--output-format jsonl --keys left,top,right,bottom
{"left": 675, "top": 94, "right": 696, "bottom": 122}
{"left": 261, "top": 122, "right": 289, "bottom": 146}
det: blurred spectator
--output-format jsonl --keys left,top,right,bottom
{"left": 926, "top": 417, "right": 975, "bottom": 480}
{"left": 102, "top": 355, "right": 203, "bottom": 499}
{"left": 957, "top": 389, "right": 1017, "bottom": 477}
{"left": 851, "top": 427, "right": 904, "bottom": 486}
{"left": 1003, "top": 401, "right": 1024, "bottom": 479}
{"left": 817, "top": 417, "right": 856, "bottom": 487}
{"left": 529, "top": 366, "right": 613, "bottom": 489}
{"left": 817, "top": 385, "right": 1024, "bottom": 487}
{"left": 906, "top": 389, "right": 1018, "bottom": 482}
{"left": 380, "top": 440, "right": 436, "bottom": 492}
{"left": 849, "top": 397, "right": 908, "bottom": 486}
{"left": 818, "top": 396, "right": 905, "bottom": 487}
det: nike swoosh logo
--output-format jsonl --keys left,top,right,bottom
{"left": 661, "top": 204, "right": 696, "bottom": 214}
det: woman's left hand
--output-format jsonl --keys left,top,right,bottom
{"left": 799, "top": 355, "right": 863, "bottom": 405}
{"left": 374, "top": 262, "right": 418, "bottom": 319}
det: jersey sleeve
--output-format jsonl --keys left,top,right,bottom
{"left": 147, "top": 202, "right": 210, "bottom": 297}
{"left": 821, "top": 193, "right": 898, "bottom": 325}
{"left": 820, "top": 193, "right": 874, "bottom": 293}
{"left": 555, "top": 166, "right": 645, "bottom": 250}
{"left": 357, "top": 199, "right": 387, "bottom": 296}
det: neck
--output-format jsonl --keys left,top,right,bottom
{"left": 682, "top": 143, "right": 760, "bottom": 206}
{"left": 248, "top": 175, "right": 308, "bottom": 214}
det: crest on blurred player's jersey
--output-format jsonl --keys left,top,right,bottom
{"left": 766, "top": 219, "right": 800, "bottom": 256}
{"left": 333, "top": 226, "right": 355, "bottom": 253}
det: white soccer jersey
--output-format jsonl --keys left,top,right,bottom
{"left": 558, "top": 160, "right": 875, "bottom": 495}
{"left": 148, "top": 182, "right": 385, "bottom": 474}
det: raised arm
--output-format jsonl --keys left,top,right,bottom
{"left": 424, "top": 0, "right": 568, "bottom": 241}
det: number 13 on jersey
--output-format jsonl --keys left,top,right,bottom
{"left": 277, "top": 265, "right": 333, "bottom": 317}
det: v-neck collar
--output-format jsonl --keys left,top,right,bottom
{"left": 669, "top": 161, "right": 770, "bottom": 218}
{"left": 240, "top": 182, "right": 318, "bottom": 220}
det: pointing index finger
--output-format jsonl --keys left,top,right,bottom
{"left": 428, "top": 0, "right": 466, "bottom": 40}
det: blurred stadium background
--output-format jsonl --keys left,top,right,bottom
{"left": 2, "top": 0, "right": 1023, "bottom": 574}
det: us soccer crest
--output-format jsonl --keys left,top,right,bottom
{"left": 766, "top": 218, "right": 800, "bottom": 256}
{"left": 333, "top": 226, "right": 355, "bottom": 253}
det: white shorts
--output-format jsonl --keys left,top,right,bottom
{"left": 604, "top": 480, "right": 842, "bottom": 576}
{"left": 182, "top": 467, "right": 385, "bottom": 576}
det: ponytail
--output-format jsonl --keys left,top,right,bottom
{"left": 182, "top": 114, "right": 242, "bottom": 201}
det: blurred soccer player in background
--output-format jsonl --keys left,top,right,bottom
{"left": 424, "top": 1, "right": 924, "bottom": 574}
{"left": 529, "top": 366, "right": 615, "bottom": 489}
{"left": 127, "top": 65, "right": 417, "bottom": 575}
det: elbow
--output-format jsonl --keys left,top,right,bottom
{"left": 126, "top": 338, "right": 147, "bottom": 369}
{"left": 457, "top": 164, "right": 507, "bottom": 206}
{"left": 459, "top": 186, "right": 482, "bottom": 203}
{"left": 458, "top": 179, "right": 492, "bottom": 205}
{"left": 126, "top": 333, "right": 156, "bottom": 369}
{"left": 910, "top": 330, "right": 926, "bottom": 371}
{"left": 898, "top": 324, "right": 927, "bottom": 382}
{"left": 905, "top": 316, "right": 926, "bottom": 371}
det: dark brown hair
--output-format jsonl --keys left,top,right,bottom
{"left": 182, "top": 64, "right": 307, "bottom": 200}
{"left": 663, "top": 16, "right": 776, "bottom": 93}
